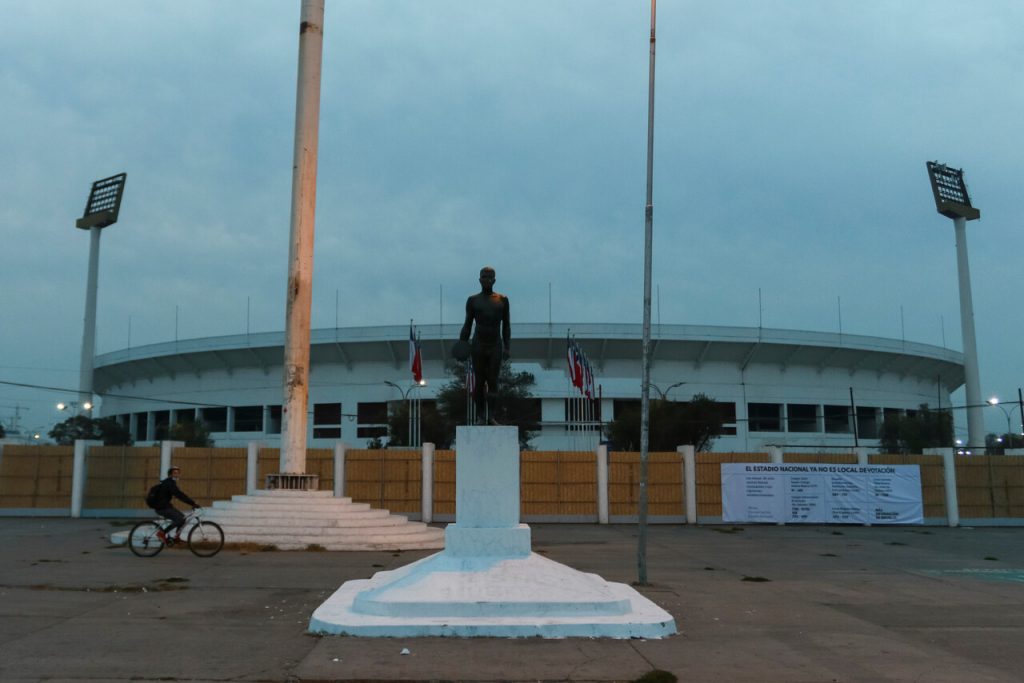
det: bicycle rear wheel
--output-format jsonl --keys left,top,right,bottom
{"left": 128, "top": 521, "right": 165, "bottom": 557}
{"left": 188, "top": 521, "right": 224, "bottom": 557}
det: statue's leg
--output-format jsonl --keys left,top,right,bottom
{"left": 471, "top": 351, "right": 488, "bottom": 424}
{"left": 484, "top": 348, "right": 501, "bottom": 424}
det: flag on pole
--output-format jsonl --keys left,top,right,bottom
{"left": 409, "top": 322, "right": 422, "bottom": 383}
{"left": 466, "top": 356, "right": 476, "bottom": 396}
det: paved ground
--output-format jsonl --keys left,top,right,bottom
{"left": 1, "top": 518, "right": 1023, "bottom": 682}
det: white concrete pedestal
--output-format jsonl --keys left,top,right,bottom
{"left": 309, "top": 426, "right": 676, "bottom": 638}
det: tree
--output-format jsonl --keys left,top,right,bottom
{"left": 387, "top": 400, "right": 449, "bottom": 448}
{"left": 0, "top": 422, "right": 5, "bottom": 439}
{"left": 878, "top": 404, "right": 953, "bottom": 454}
{"left": 394, "top": 361, "right": 540, "bottom": 449}
{"left": 605, "top": 393, "right": 726, "bottom": 452}
{"left": 49, "top": 415, "right": 132, "bottom": 446}
{"left": 985, "top": 432, "right": 1024, "bottom": 455}
{"left": 167, "top": 421, "right": 214, "bottom": 447}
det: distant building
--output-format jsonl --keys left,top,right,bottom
{"left": 94, "top": 323, "right": 963, "bottom": 451}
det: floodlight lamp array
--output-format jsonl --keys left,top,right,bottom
{"left": 926, "top": 161, "right": 980, "bottom": 221}
{"left": 76, "top": 172, "right": 127, "bottom": 230}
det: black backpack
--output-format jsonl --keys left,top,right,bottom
{"left": 145, "top": 483, "right": 164, "bottom": 509}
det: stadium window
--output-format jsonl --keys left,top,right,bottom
{"left": 715, "top": 401, "right": 738, "bottom": 436}
{"left": 856, "top": 406, "right": 879, "bottom": 439}
{"left": 134, "top": 413, "right": 149, "bottom": 441}
{"left": 266, "top": 405, "right": 282, "bottom": 434}
{"left": 314, "top": 402, "right": 342, "bottom": 425}
{"left": 172, "top": 409, "right": 195, "bottom": 425}
{"left": 357, "top": 402, "right": 388, "bottom": 441}
{"left": 201, "top": 407, "right": 228, "bottom": 432}
{"left": 233, "top": 405, "right": 263, "bottom": 432}
{"left": 564, "top": 398, "right": 602, "bottom": 431}
{"left": 312, "top": 402, "right": 342, "bottom": 440}
{"left": 787, "top": 404, "right": 818, "bottom": 433}
{"left": 748, "top": 403, "right": 782, "bottom": 432}
{"left": 153, "top": 410, "right": 170, "bottom": 439}
{"left": 824, "top": 405, "right": 851, "bottom": 433}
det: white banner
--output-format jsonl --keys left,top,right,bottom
{"left": 721, "top": 463, "right": 923, "bottom": 525}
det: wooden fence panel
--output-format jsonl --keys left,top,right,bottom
{"left": 0, "top": 446, "right": 74, "bottom": 508}
{"left": 433, "top": 450, "right": 455, "bottom": 515}
{"left": 955, "top": 455, "right": 1024, "bottom": 519}
{"left": 169, "top": 448, "right": 247, "bottom": 506}
{"left": 84, "top": 446, "right": 161, "bottom": 509}
{"left": 344, "top": 449, "right": 421, "bottom": 514}
{"left": 695, "top": 452, "right": 770, "bottom": 518}
{"left": 521, "top": 451, "right": 597, "bottom": 517}
{"left": 608, "top": 452, "right": 683, "bottom": 516}
{"left": 784, "top": 453, "right": 858, "bottom": 464}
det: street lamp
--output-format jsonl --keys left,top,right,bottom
{"left": 987, "top": 397, "right": 1019, "bottom": 445}
{"left": 75, "top": 172, "right": 127, "bottom": 417}
{"left": 648, "top": 381, "right": 686, "bottom": 400}
{"left": 926, "top": 161, "right": 984, "bottom": 449}
{"left": 57, "top": 400, "right": 93, "bottom": 415}
{"left": 385, "top": 379, "right": 427, "bottom": 447}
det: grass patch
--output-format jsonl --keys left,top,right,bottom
{"left": 819, "top": 553, "right": 838, "bottom": 557}
{"left": 226, "top": 542, "right": 280, "bottom": 553}
{"left": 984, "top": 556, "right": 999, "bottom": 561}
{"left": 26, "top": 582, "right": 188, "bottom": 593}
{"left": 634, "top": 670, "right": 677, "bottom": 683}
{"left": 885, "top": 541, "right": 908, "bottom": 546}
{"left": 711, "top": 526, "right": 745, "bottom": 534}
{"left": 741, "top": 575, "right": 771, "bottom": 582}
{"left": 306, "top": 544, "right": 327, "bottom": 552}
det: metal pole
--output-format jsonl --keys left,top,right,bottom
{"left": 953, "top": 216, "right": 985, "bottom": 449}
{"left": 78, "top": 226, "right": 101, "bottom": 416}
{"left": 280, "top": 0, "right": 325, "bottom": 474}
{"left": 638, "top": 0, "right": 657, "bottom": 586}
{"left": 1018, "top": 387, "right": 1023, "bottom": 438}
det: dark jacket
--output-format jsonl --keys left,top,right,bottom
{"left": 151, "top": 477, "right": 198, "bottom": 509}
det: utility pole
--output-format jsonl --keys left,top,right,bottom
{"left": 638, "top": 0, "right": 657, "bottom": 586}
{"left": 278, "top": 0, "right": 325, "bottom": 486}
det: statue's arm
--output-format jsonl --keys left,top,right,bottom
{"left": 502, "top": 296, "right": 511, "bottom": 358}
{"left": 459, "top": 297, "right": 474, "bottom": 342}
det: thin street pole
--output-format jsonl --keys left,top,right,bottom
{"left": 1018, "top": 387, "right": 1024, "bottom": 437}
{"left": 280, "top": 0, "right": 325, "bottom": 475}
{"left": 638, "top": 0, "right": 657, "bottom": 586}
{"left": 953, "top": 216, "right": 985, "bottom": 449}
{"left": 77, "top": 226, "right": 102, "bottom": 416}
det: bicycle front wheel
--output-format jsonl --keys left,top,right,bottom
{"left": 128, "top": 521, "right": 165, "bottom": 557}
{"left": 188, "top": 521, "right": 224, "bottom": 557}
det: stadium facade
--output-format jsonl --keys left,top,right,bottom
{"left": 93, "top": 323, "right": 964, "bottom": 452}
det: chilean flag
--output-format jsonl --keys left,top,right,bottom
{"left": 409, "top": 323, "right": 422, "bottom": 383}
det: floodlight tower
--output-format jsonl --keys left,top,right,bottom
{"left": 75, "top": 172, "right": 127, "bottom": 417}
{"left": 926, "top": 161, "right": 983, "bottom": 449}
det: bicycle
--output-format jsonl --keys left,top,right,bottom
{"left": 128, "top": 508, "right": 225, "bottom": 558}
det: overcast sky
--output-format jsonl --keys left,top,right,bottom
{"left": 2, "top": 1, "right": 1022, "bottom": 440}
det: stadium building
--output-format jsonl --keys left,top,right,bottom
{"left": 93, "top": 323, "right": 964, "bottom": 451}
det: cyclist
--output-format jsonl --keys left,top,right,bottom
{"left": 147, "top": 466, "right": 199, "bottom": 544}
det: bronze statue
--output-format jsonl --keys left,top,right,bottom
{"left": 459, "top": 266, "right": 510, "bottom": 424}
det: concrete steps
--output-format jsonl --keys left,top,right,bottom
{"left": 201, "top": 490, "right": 444, "bottom": 551}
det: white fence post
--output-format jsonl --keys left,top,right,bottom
{"left": 246, "top": 442, "right": 261, "bottom": 494}
{"left": 71, "top": 439, "right": 101, "bottom": 518}
{"left": 767, "top": 446, "right": 784, "bottom": 525}
{"left": 855, "top": 447, "right": 869, "bottom": 467}
{"left": 678, "top": 445, "right": 697, "bottom": 525}
{"left": 596, "top": 443, "right": 609, "bottom": 524}
{"left": 159, "top": 440, "right": 184, "bottom": 479}
{"left": 333, "top": 441, "right": 346, "bottom": 498}
{"left": 939, "top": 447, "right": 959, "bottom": 527}
{"left": 422, "top": 442, "right": 435, "bottom": 523}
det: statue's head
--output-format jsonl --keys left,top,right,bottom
{"left": 479, "top": 266, "right": 496, "bottom": 289}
